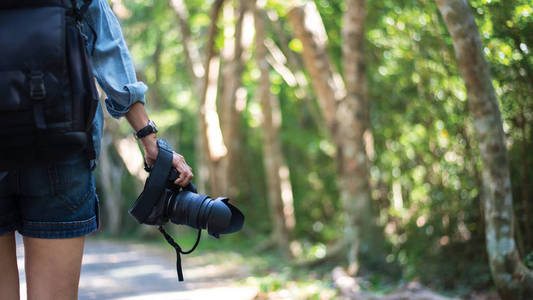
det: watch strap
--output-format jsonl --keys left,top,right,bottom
{"left": 135, "top": 120, "right": 157, "bottom": 139}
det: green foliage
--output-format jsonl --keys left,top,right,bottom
{"left": 94, "top": 0, "right": 532, "bottom": 295}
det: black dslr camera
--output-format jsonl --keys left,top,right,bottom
{"left": 129, "top": 138, "right": 244, "bottom": 281}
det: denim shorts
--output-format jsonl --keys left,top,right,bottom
{"left": 0, "top": 154, "right": 100, "bottom": 239}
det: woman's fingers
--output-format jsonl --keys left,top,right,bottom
{"left": 172, "top": 152, "right": 193, "bottom": 187}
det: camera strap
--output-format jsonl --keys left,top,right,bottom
{"left": 157, "top": 226, "right": 202, "bottom": 282}
{"left": 129, "top": 138, "right": 204, "bottom": 282}
{"left": 129, "top": 140, "right": 173, "bottom": 224}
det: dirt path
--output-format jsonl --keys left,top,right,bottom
{"left": 15, "top": 234, "right": 258, "bottom": 300}
{"left": 15, "top": 234, "right": 474, "bottom": 300}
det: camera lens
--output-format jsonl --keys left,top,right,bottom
{"left": 167, "top": 191, "right": 244, "bottom": 238}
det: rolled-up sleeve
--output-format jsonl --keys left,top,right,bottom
{"left": 83, "top": 0, "right": 147, "bottom": 119}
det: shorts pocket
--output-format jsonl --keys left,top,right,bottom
{"left": 48, "top": 155, "right": 92, "bottom": 214}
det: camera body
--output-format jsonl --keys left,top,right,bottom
{"left": 129, "top": 138, "right": 244, "bottom": 238}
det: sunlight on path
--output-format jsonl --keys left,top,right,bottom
{"left": 15, "top": 234, "right": 258, "bottom": 300}
{"left": 116, "top": 287, "right": 259, "bottom": 300}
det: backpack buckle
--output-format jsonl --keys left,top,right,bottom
{"left": 29, "top": 71, "right": 46, "bottom": 100}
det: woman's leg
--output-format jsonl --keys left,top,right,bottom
{"left": 23, "top": 236, "right": 85, "bottom": 300}
{"left": 0, "top": 232, "right": 20, "bottom": 300}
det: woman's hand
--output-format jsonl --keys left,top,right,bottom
{"left": 125, "top": 102, "right": 194, "bottom": 187}
{"left": 141, "top": 133, "right": 194, "bottom": 187}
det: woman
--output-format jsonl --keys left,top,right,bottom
{"left": 0, "top": 1, "right": 193, "bottom": 299}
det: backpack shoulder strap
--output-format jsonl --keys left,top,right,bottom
{"left": 69, "top": 0, "right": 97, "bottom": 54}
{"left": 70, "top": 0, "right": 92, "bottom": 21}
{"left": 78, "top": 0, "right": 92, "bottom": 18}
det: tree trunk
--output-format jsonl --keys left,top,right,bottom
{"left": 263, "top": 35, "right": 325, "bottom": 135}
{"left": 219, "top": 0, "right": 248, "bottom": 198}
{"left": 198, "top": 0, "right": 228, "bottom": 195}
{"left": 255, "top": 1, "right": 295, "bottom": 255}
{"left": 265, "top": 10, "right": 325, "bottom": 132}
{"left": 288, "top": 1, "right": 381, "bottom": 271}
{"left": 519, "top": 105, "right": 531, "bottom": 251}
{"left": 169, "top": 0, "right": 205, "bottom": 94}
{"left": 287, "top": 3, "right": 344, "bottom": 136}
{"left": 339, "top": 0, "right": 379, "bottom": 274}
{"left": 169, "top": 0, "right": 209, "bottom": 192}
{"left": 435, "top": 0, "right": 533, "bottom": 298}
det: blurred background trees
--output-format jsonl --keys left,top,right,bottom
{"left": 94, "top": 0, "right": 532, "bottom": 297}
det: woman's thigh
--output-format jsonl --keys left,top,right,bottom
{"left": 0, "top": 232, "right": 20, "bottom": 300}
{"left": 24, "top": 236, "right": 85, "bottom": 300}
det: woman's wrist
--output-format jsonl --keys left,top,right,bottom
{"left": 140, "top": 133, "right": 158, "bottom": 161}
{"left": 124, "top": 102, "right": 158, "bottom": 162}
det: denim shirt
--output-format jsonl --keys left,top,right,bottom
{"left": 80, "top": 0, "right": 148, "bottom": 161}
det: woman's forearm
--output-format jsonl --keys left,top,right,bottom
{"left": 125, "top": 102, "right": 150, "bottom": 132}
{"left": 125, "top": 102, "right": 158, "bottom": 158}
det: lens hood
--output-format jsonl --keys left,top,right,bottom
{"left": 207, "top": 198, "right": 245, "bottom": 237}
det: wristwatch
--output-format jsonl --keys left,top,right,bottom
{"left": 135, "top": 120, "right": 158, "bottom": 139}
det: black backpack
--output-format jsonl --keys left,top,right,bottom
{"left": 0, "top": 0, "right": 99, "bottom": 170}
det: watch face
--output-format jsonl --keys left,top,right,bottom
{"left": 148, "top": 120, "right": 158, "bottom": 133}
